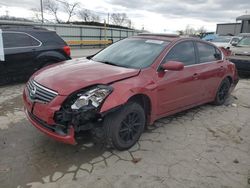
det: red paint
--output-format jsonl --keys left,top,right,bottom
{"left": 24, "top": 109, "right": 76, "bottom": 145}
{"left": 23, "top": 36, "right": 238, "bottom": 145}
{"left": 32, "top": 59, "right": 140, "bottom": 95}
{"left": 161, "top": 61, "right": 184, "bottom": 71}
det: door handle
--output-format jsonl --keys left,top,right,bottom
{"left": 192, "top": 73, "right": 199, "bottom": 80}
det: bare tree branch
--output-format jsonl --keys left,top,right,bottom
{"left": 44, "top": 0, "right": 61, "bottom": 23}
{"left": 31, "top": 8, "right": 43, "bottom": 22}
{"left": 60, "top": 1, "right": 79, "bottom": 23}
{"left": 177, "top": 25, "right": 207, "bottom": 36}
{"left": 197, "top": 26, "right": 207, "bottom": 34}
{"left": 78, "top": 9, "right": 100, "bottom": 22}
{"left": 110, "top": 13, "right": 130, "bottom": 26}
{"left": 78, "top": 9, "right": 91, "bottom": 22}
{"left": 31, "top": 8, "right": 50, "bottom": 23}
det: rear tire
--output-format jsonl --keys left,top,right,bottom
{"left": 213, "top": 78, "right": 231, "bottom": 105}
{"left": 103, "top": 102, "right": 145, "bottom": 150}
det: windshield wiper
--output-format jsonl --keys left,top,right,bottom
{"left": 98, "top": 61, "right": 118, "bottom": 66}
{"left": 97, "top": 60, "right": 129, "bottom": 68}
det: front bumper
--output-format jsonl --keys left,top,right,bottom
{"left": 23, "top": 87, "right": 76, "bottom": 145}
{"left": 25, "top": 109, "right": 76, "bottom": 144}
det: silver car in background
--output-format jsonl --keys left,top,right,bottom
{"left": 211, "top": 36, "right": 240, "bottom": 49}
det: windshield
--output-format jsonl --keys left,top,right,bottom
{"left": 212, "top": 36, "right": 231, "bottom": 43}
{"left": 92, "top": 38, "right": 169, "bottom": 69}
{"left": 237, "top": 37, "right": 250, "bottom": 47}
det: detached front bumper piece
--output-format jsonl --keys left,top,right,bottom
{"left": 25, "top": 108, "right": 76, "bottom": 145}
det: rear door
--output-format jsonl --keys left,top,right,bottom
{"left": 194, "top": 41, "right": 224, "bottom": 100}
{"left": 1, "top": 31, "right": 41, "bottom": 81}
{"left": 156, "top": 41, "right": 203, "bottom": 116}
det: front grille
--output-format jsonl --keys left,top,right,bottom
{"left": 27, "top": 80, "right": 58, "bottom": 103}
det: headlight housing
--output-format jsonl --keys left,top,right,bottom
{"left": 71, "top": 85, "right": 113, "bottom": 110}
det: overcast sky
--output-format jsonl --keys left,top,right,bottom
{"left": 0, "top": 0, "right": 249, "bottom": 32}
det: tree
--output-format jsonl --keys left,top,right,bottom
{"left": 61, "top": 1, "right": 79, "bottom": 23}
{"left": 126, "top": 19, "right": 132, "bottom": 28}
{"left": 44, "top": 0, "right": 61, "bottom": 23}
{"left": 110, "top": 13, "right": 129, "bottom": 26}
{"left": 177, "top": 25, "right": 207, "bottom": 36}
{"left": 31, "top": 8, "right": 46, "bottom": 22}
{"left": 90, "top": 14, "right": 100, "bottom": 23}
{"left": 196, "top": 26, "right": 207, "bottom": 34}
{"left": 184, "top": 25, "right": 196, "bottom": 35}
{"left": 78, "top": 9, "right": 100, "bottom": 22}
{"left": 78, "top": 9, "right": 91, "bottom": 22}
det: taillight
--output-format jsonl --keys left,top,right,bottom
{"left": 63, "top": 45, "right": 71, "bottom": 57}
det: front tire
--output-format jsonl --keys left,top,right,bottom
{"left": 103, "top": 102, "right": 145, "bottom": 150}
{"left": 213, "top": 78, "right": 231, "bottom": 105}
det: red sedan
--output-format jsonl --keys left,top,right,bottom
{"left": 23, "top": 34, "right": 238, "bottom": 150}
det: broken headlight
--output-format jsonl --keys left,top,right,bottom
{"left": 71, "top": 85, "right": 113, "bottom": 110}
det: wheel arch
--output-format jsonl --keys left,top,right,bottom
{"left": 35, "top": 51, "right": 67, "bottom": 67}
{"left": 226, "top": 75, "right": 233, "bottom": 85}
{"left": 127, "top": 94, "right": 152, "bottom": 126}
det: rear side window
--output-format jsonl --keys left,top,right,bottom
{"left": 36, "top": 32, "right": 66, "bottom": 46}
{"left": 163, "top": 41, "right": 196, "bottom": 66}
{"left": 197, "top": 42, "right": 221, "bottom": 63}
{"left": 3, "top": 32, "right": 40, "bottom": 48}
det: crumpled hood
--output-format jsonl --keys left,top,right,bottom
{"left": 33, "top": 58, "right": 140, "bottom": 95}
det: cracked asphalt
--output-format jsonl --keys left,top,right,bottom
{"left": 0, "top": 78, "right": 250, "bottom": 188}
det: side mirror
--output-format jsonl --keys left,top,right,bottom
{"left": 160, "top": 61, "right": 184, "bottom": 71}
{"left": 230, "top": 39, "right": 239, "bottom": 46}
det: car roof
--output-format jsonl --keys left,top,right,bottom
{"left": 133, "top": 33, "right": 209, "bottom": 45}
{"left": 0, "top": 25, "right": 54, "bottom": 33}
{"left": 133, "top": 33, "right": 180, "bottom": 42}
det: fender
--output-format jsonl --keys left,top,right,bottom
{"left": 36, "top": 51, "right": 67, "bottom": 64}
{"left": 99, "top": 69, "right": 158, "bottom": 124}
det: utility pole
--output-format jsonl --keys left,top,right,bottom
{"left": 107, "top": 13, "right": 110, "bottom": 25}
{"left": 104, "top": 19, "right": 107, "bottom": 41}
{"left": 40, "top": 0, "right": 44, "bottom": 23}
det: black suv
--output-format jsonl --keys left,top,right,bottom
{"left": 0, "top": 25, "right": 71, "bottom": 85}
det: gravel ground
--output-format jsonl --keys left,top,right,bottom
{"left": 0, "top": 78, "right": 250, "bottom": 188}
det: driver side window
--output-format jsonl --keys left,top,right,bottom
{"left": 163, "top": 41, "right": 196, "bottom": 66}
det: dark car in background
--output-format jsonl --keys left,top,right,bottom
{"left": 0, "top": 25, "right": 71, "bottom": 85}
{"left": 229, "top": 36, "right": 250, "bottom": 74}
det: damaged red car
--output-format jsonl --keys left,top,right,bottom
{"left": 23, "top": 34, "right": 238, "bottom": 150}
